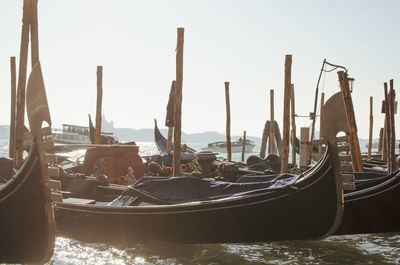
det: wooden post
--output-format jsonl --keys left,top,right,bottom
{"left": 290, "top": 84, "right": 296, "bottom": 167}
{"left": 281, "top": 54, "right": 292, "bottom": 173}
{"left": 318, "top": 92, "right": 325, "bottom": 155}
{"left": 166, "top": 81, "right": 176, "bottom": 153}
{"left": 338, "top": 71, "right": 363, "bottom": 172}
{"left": 225, "top": 81, "right": 232, "bottom": 161}
{"left": 173, "top": 28, "right": 184, "bottom": 176}
{"left": 300, "top": 127, "right": 309, "bottom": 170}
{"left": 269, "top": 89, "right": 275, "bottom": 154}
{"left": 368, "top": 96, "right": 373, "bottom": 158}
{"left": 94, "top": 66, "right": 103, "bottom": 144}
{"left": 388, "top": 80, "right": 396, "bottom": 171}
{"left": 389, "top": 80, "right": 396, "bottom": 169}
{"left": 241, "top": 131, "right": 246, "bottom": 162}
{"left": 15, "top": 0, "right": 33, "bottom": 169}
{"left": 382, "top": 83, "right": 389, "bottom": 161}
{"left": 9, "top": 57, "right": 17, "bottom": 159}
{"left": 378, "top": 128, "right": 383, "bottom": 153}
{"left": 259, "top": 120, "right": 269, "bottom": 158}
{"left": 30, "top": 0, "right": 39, "bottom": 67}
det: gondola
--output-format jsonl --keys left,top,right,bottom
{"left": 334, "top": 169, "right": 400, "bottom": 235}
{"left": 0, "top": 63, "right": 55, "bottom": 264}
{"left": 154, "top": 119, "right": 196, "bottom": 153}
{"left": 54, "top": 140, "right": 343, "bottom": 243}
{"left": 321, "top": 91, "right": 400, "bottom": 235}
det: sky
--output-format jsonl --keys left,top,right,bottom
{"left": 0, "top": 0, "right": 399, "bottom": 139}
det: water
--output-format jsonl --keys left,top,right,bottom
{"left": 1, "top": 139, "right": 399, "bottom": 265}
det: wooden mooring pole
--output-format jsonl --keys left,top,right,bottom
{"left": 318, "top": 92, "right": 325, "bottom": 156}
{"left": 9, "top": 57, "right": 17, "bottom": 159}
{"left": 368, "top": 96, "right": 373, "bottom": 158}
{"left": 299, "top": 127, "right": 309, "bottom": 170}
{"left": 173, "top": 28, "right": 184, "bottom": 176}
{"left": 290, "top": 84, "right": 296, "bottom": 167}
{"left": 15, "top": 0, "right": 35, "bottom": 169}
{"left": 338, "top": 71, "right": 363, "bottom": 172}
{"left": 281, "top": 54, "right": 292, "bottom": 173}
{"left": 241, "top": 131, "right": 246, "bottom": 162}
{"left": 94, "top": 66, "right": 103, "bottom": 144}
{"left": 389, "top": 79, "right": 396, "bottom": 170}
{"left": 269, "top": 89, "right": 275, "bottom": 154}
{"left": 30, "top": 0, "right": 39, "bottom": 67}
{"left": 225, "top": 81, "right": 232, "bottom": 161}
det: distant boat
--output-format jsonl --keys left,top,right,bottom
{"left": 52, "top": 124, "right": 91, "bottom": 145}
{"left": 206, "top": 138, "right": 255, "bottom": 153}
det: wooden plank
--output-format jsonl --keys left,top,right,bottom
{"left": 49, "top": 179, "right": 61, "bottom": 190}
{"left": 338, "top": 71, "right": 363, "bottom": 172}
{"left": 342, "top": 182, "right": 356, "bottom": 191}
{"left": 281, "top": 54, "right": 292, "bottom": 173}
{"left": 338, "top": 155, "right": 352, "bottom": 162}
{"left": 341, "top": 173, "right": 355, "bottom": 183}
{"left": 95, "top": 65, "right": 103, "bottom": 144}
{"left": 48, "top": 167, "right": 60, "bottom": 177}
{"left": 225, "top": 81, "right": 232, "bottom": 161}
{"left": 337, "top": 145, "right": 350, "bottom": 152}
{"left": 51, "top": 192, "right": 63, "bottom": 203}
{"left": 173, "top": 28, "right": 184, "bottom": 176}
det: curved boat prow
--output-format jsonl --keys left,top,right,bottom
{"left": 0, "top": 62, "right": 55, "bottom": 263}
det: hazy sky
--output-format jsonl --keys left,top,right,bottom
{"left": 0, "top": 0, "right": 399, "bottom": 139}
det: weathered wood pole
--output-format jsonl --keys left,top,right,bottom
{"left": 382, "top": 83, "right": 388, "bottom": 161}
{"left": 337, "top": 71, "right": 363, "bottom": 172}
{"left": 389, "top": 79, "right": 397, "bottom": 168}
{"left": 368, "top": 96, "right": 373, "bottom": 158}
{"left": 290, "top": 84, "right": 296, "bottom": 166}
{"left": 281, "top": 54, "right": 292, "bottom": 173}
{"left": 225, "top": 81, "right": 232, "bottom": 161}
{"left": 389, "top": 80, "right": 396, "bottom": 171}
{"left": 269, "top": 89, "right": 275, "bottom": 154}
{"left": 259, "top": 120, "right": 269, "bottom": 158}
{"left": 166, "top": 81, "right": 176, "bottom": 153}
{"left": 9, "top": 57, "right": 17, "bottom": 159}
{"left": 30, "top": 0, "right": 39, "bottom": 67}
{"left": 173, "top": 28, "right": 184, "bottom": 176}
{"left": 318, "top": 92, "right": 325, "bottom": 155}
{"left": 378, "top": 127, "right": 383, "bottom": 153}
{"left": 241, "top": 131, "right": 246, "bottom": 162}
{"left": 94, "top": 66, "right": 103, "bottom": 144}
{"left": 15, "top": 0, "right": 33, "bottom": 169}
{"left": 299, "top": 127, "right": 309, "bottom": 170}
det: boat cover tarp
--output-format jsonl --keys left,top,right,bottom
{"left": 82, "top": 145, "right": 148, "bottom": 179}
{"left": 109, "top": 174, "right": 300, "bottom": 206}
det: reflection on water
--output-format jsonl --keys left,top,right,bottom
{"left": 50, "top": 234, "right": 400, "bottom": 265}
{"left": 0, "top": 139, "right": 399, "bottom": 264}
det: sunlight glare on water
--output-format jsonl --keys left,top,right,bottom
{"left": 0, "top": 139, "right": 399, "bottom": 264}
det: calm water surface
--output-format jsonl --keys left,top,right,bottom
{"left": 1, "top": 139, "right": 399, "bottom": 264}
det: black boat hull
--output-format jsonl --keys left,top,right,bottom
{"left": 0, "top": 142, "right": 54, "bottom": 263}
{"left": 55, "top": 148, "right": 343, "bottom": 244}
